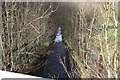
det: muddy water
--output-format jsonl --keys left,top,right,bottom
{"left": 43, "top": 42, "right": 71, "bottom": 78}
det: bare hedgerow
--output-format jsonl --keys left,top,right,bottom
{"left": 65, "top": 2, "right": 119, "bottom": 78}
{"left": 0, "top": 2, "right": 119, "bottom": 79}
{"left": 1, "top": 2, "right": 59, "bottom": 72}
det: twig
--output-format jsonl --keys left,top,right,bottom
{"left": 29, "top": 23, "right": 40, "bottom": 34}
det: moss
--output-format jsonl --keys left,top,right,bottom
{"left": 42, "top": 40, "right": 52, "bottom": 47}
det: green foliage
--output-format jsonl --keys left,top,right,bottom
{"left": 63, "top": 36, "right": 72, "bottom": 47}
{"left": 107, "top": 30, "right": 116, "bottom": 42}
{"left": 63, "top": 36, "right": 69, "bottom": 43}
{"left": 43, "top": 40, "right": 52, "bottom": 47}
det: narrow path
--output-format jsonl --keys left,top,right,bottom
{"left": 43, "top": 42, "right": 71, "bottom": 79}
{"left": 42, "top": 27, "right": 71, "bottom": 79}
{"left": 28, "top": 27, "right": 78, "bottom": 79}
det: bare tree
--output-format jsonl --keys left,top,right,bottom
{"left": 1, "top": 2, "right": 58, "bottom": 73}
